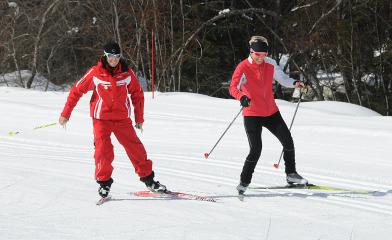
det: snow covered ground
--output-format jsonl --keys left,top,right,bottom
{"left": 1, "top": 86, "right": 391, "bottom": 240}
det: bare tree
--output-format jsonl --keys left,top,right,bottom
{"left": 112, "top": 0, "right": 122, "bottom": 48}
{"left": 26, "top": 0, "right": 62, "bottom": 89}
{"left": 0, "top": 0, "right": 390, "bottom": 114}
{"left": 3, "top": 1, "right": 25, "bottom": 87}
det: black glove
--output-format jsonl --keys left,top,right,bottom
{"left": 240, "top": 95, "right": 251, "bottom": 107}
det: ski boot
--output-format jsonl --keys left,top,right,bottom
{"left": 146, "top": 180, "right": 167, "bottom": 193}
{"left": 140, "top": 171, "right": 167, "bottom": 193}
{"left": 97, "top": 178, "right": 113, "bottom": 198}
{"left": 236, "top": 182, "right": 249, "bottom": 195}
{"left": 286, "top": 172, "right": 308, "bottom": 186}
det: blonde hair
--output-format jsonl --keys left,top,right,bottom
{"left": 249, "top": 36, "right": 268, "bottom": 46}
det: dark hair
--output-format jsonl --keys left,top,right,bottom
{"left": 101, "top": 56, "right": 129, "bottom": 75}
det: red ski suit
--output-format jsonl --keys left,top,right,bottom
{"left": 61, "top": 59, "right": 152, "bottom": 181}
{"left": 229, "top": 56, "right": 296, "bottom": 116}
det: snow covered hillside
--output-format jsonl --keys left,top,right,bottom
{"left": 0, "top": 70, "right": 68, "bottom": 91}
{"left": 1, "top": 86, "right": 391, "bottom": 240}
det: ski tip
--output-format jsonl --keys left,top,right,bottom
{"left": 96, "top": 196, "right": 112, "bottom": 205}
{"left": 204, "top": 153, "right": 209, "bottom": 159}
{"left": 273, "top": 164, "right": 279, "bottom": 169}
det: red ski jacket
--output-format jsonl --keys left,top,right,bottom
{"left": 61, "top": 59, "right": 144, "bottom": 123}
{"left": 229, "top": 56, "right": 296, "bottom": 117}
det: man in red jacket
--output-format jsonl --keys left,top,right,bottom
{"left": 59, "top": 42, "right": 166, "bottom": 198}
{"left": 229, "top": 36, "right": 308, "bottom": 194}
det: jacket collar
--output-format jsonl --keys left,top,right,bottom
{"left": 97, "top": 57, "right": 122, "bottom": 76}
{"left": 247, "top": 55, "right": 264, "bottom": 68}
{"left": 247, "top": 55, "right": 253, "bottom": 64}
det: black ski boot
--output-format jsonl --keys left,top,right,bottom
{"left": 140, "top": 171, "right": 167, "bottom": 193}
{"left": 286, "top": 172, "right": 308, "bottom": 185}
{"left": 97, "top": 178, "right": 113, "bottom": 198}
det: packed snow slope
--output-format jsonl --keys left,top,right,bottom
{"left": 1, "top": 86, "right": 391, "bottom": 240}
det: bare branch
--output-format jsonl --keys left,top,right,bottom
{"left": 308, "top": 0, "right": 343, "bottom": 35}
{"left": 173, "top": 8, "right": 277, "bottom": 67}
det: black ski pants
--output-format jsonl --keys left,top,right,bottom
{"left": 240, "top": 111, "right": 296, "bottom": 185}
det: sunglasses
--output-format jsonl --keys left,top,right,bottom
{"left": 250, "top": 50, "right": 268, "bottom": 57}
{"left": 104, "top": 51, "right": 121, "bottom": 59}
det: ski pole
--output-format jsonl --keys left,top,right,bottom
{"left": 204, "top": 107, "right": 243, "bottom": 159}
{"left": 8, "top": 122, "right": 57, "bottom": 136}
{"left": 273, "top": 92, "right": 303, "bottom": 169}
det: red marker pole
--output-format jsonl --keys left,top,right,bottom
{"left": 151, "top": 30, "right": 155, "bottom": 99}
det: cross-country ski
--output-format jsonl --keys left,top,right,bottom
{"left": 132, "top": 190, "right": 217, "bottom": 202}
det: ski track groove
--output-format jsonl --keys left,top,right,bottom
{"left": 1, "top": 141, "right": 390, "bottom": 191}
{"left": 3, "top": 144, "right": 389, "bottom": 191}
{"left": 0, "top": 140, "right": 392, "bottom": 190}
{"left": 153, "top": 166, "right": 392, "bottom": 216}
{"left": 145, "top": 111, "right": 242, "bottom": 125}
{"left": 1, "top": 140, "right": 392, "bottom": 216}
{"left": 299, "top": 145, "right": 392, "bottom": 166}
{"left": 148, "top": 153, "right": 392, "bottom": 191}
{"left": 2, "top": 139, "right": 390, "bottom": 191}
{"left": 0, "top": 137, "right": 91, "bottom": 152}
{"left": 6, "top": 160, "right": 392, "bottom": 217}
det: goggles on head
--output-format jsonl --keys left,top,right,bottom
{"left": 104, "top": 51, "right": 121, "bottom": 59}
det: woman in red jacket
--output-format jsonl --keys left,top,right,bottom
{"left": 229, "top": 36, "right": 308, "bottom": 194}
{"left": 59, "top": 42, "right": 166, "bottom": 198}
